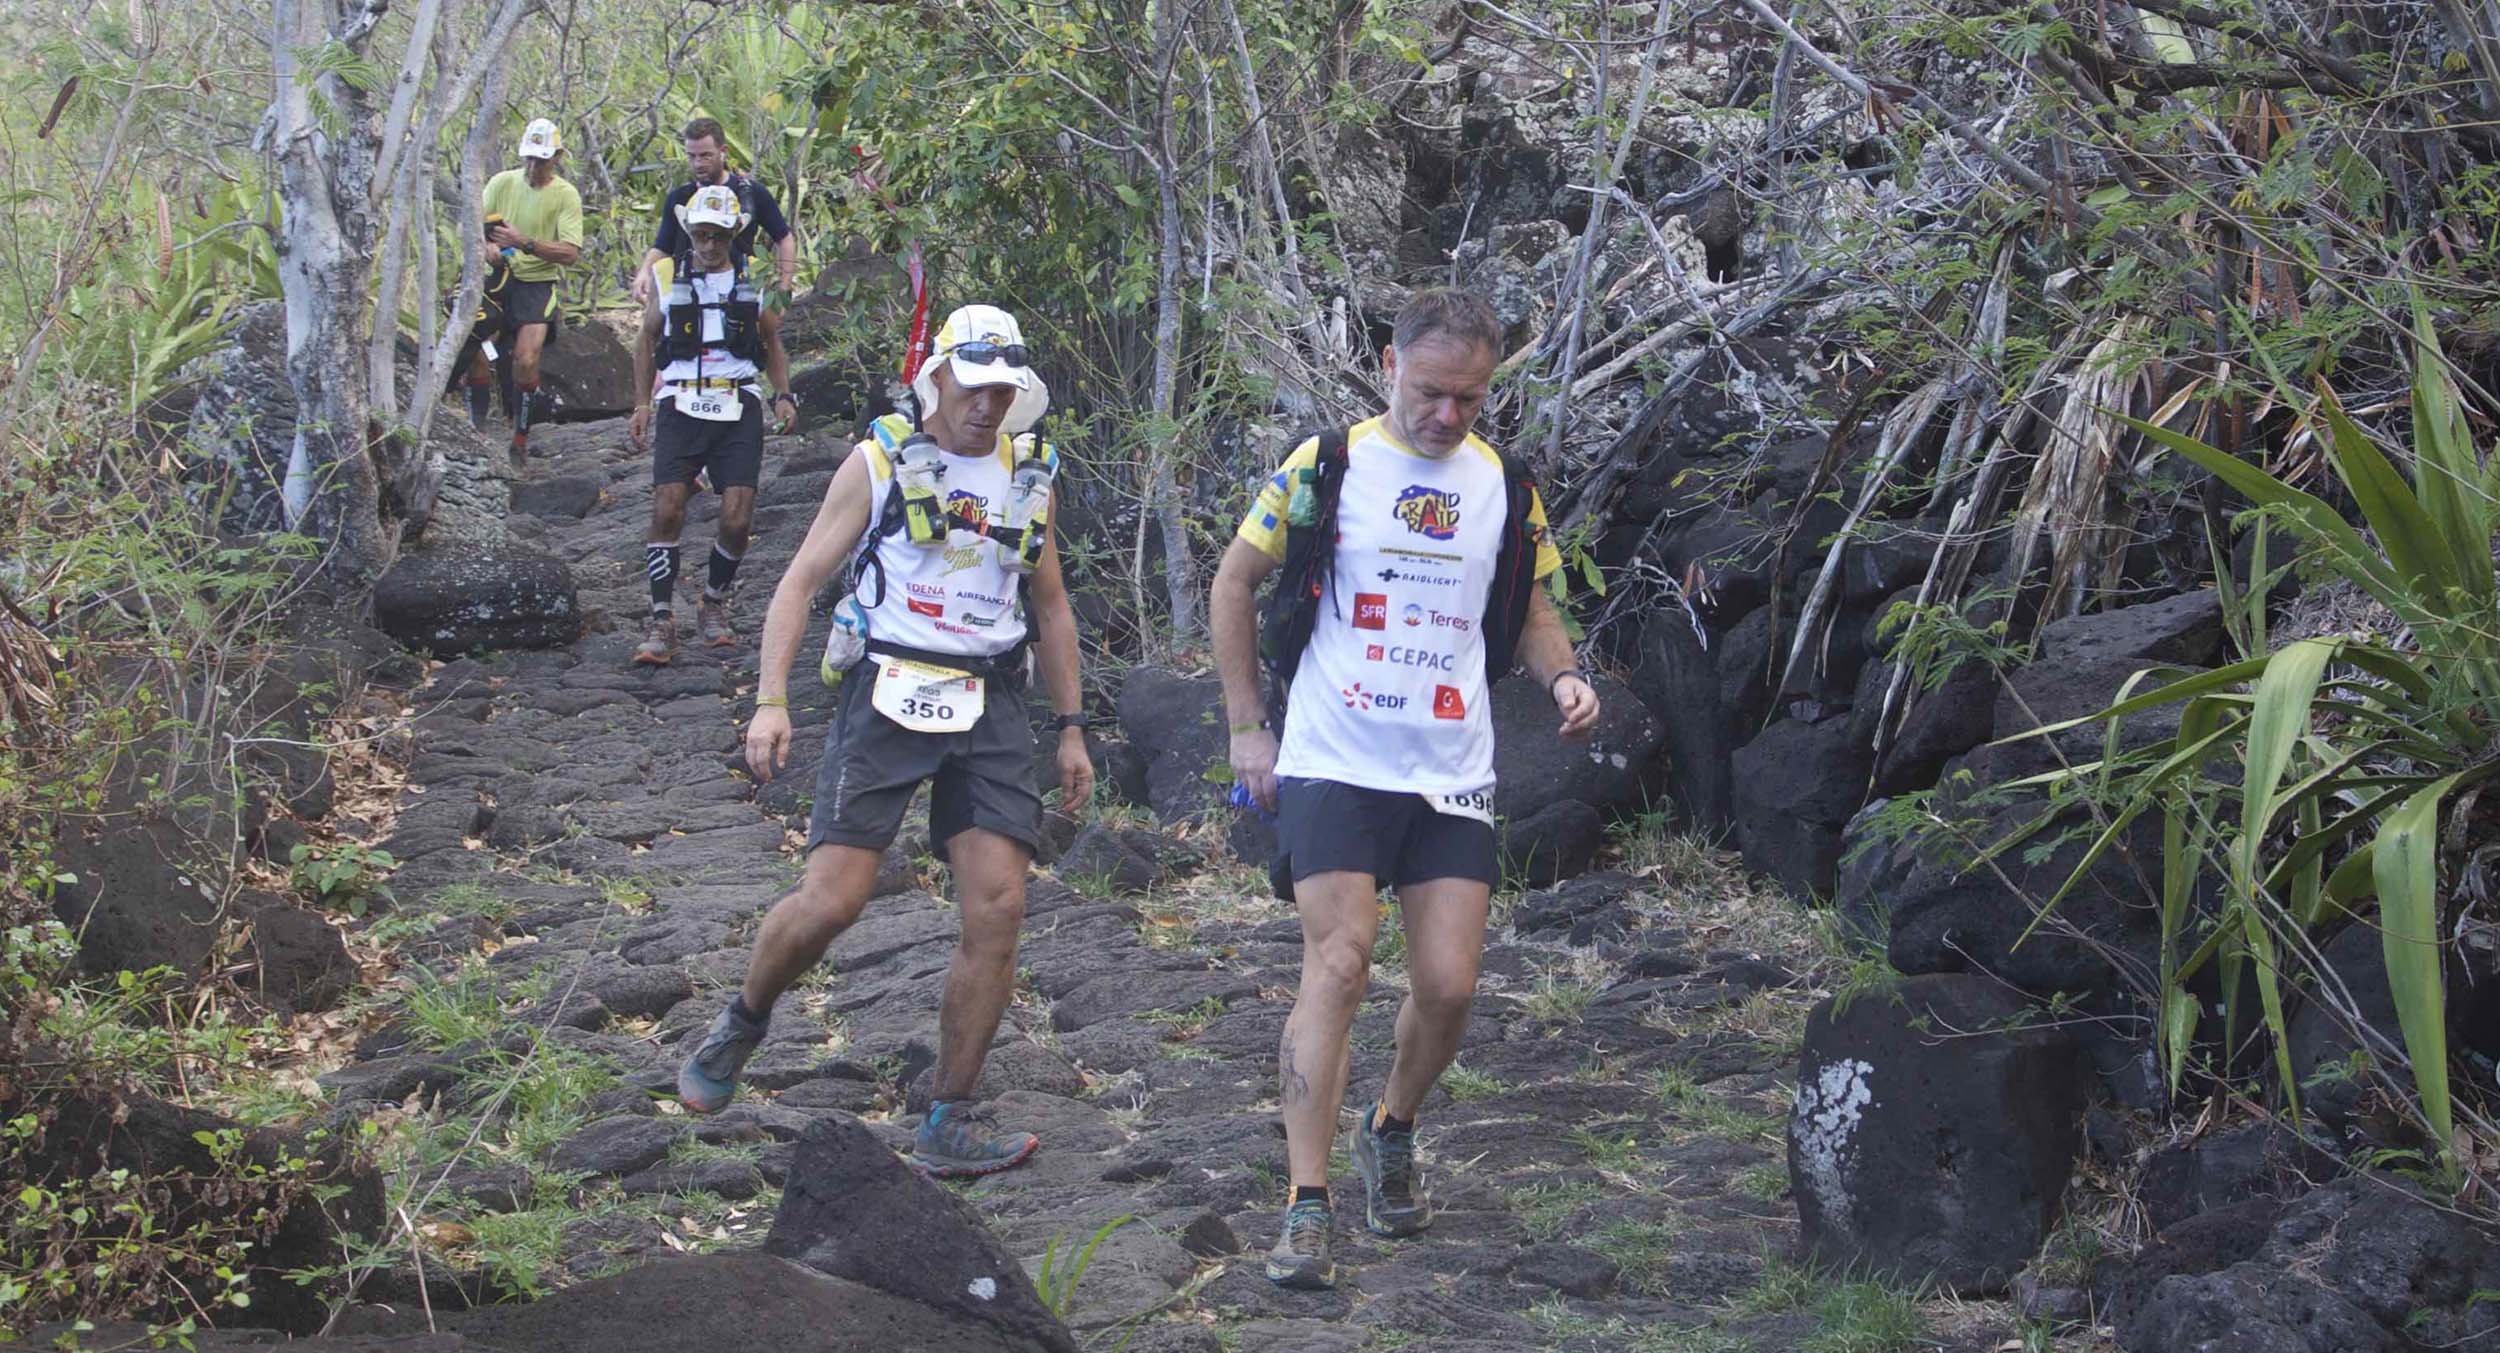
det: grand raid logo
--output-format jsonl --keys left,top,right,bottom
{"left": 1392, "top": 486, "right": 1461, "bottom": 540}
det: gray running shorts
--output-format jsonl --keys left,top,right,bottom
{"left": 805, "top": 666, "right": 1041, "bottom": 858}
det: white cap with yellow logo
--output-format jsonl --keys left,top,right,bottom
{"left": 517, "top": 118, "right": 563, "bottom": 161}
{"left": 676, "top": 182, "right": 747, "bottom": 233}
{"left": 911, "top": 304, "right": 1049, "bottom": 435}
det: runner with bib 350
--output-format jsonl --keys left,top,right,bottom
{"left": 1209, "top": 288, "right": 1601, "bottom": 1289}
{"left": 675, "top": 304, "right": 1091, "bottom": 1181}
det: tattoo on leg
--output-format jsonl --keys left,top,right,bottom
{"left": 1279, "top": 1032, "right": 1311, "bottom": 1104}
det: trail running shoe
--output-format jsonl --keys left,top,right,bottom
{"left": 465, "top": 382, "right": 494, "bottom": 431}
{"left": 1265, "top": 1198, "right": 1336, "bottom": 1289}
{"left": 632, "top": 613, "right": 677, "bottom": 666}
{"left": 1352, "top": 1104, "right": 1432, "bottom": 1237}
{"left": 676, "top": 1003, "right": 766, "bottom": 1113}
{"left": 911, "top": 1100, "right": 1039, "bottom": 1178}
{"left": 696, "top": 596, "right": 736, "bottom": 649}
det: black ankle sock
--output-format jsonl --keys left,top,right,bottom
{"left": 1292, "top": 1185, "right": 1328, "bottom": 1207}
{"left": 729, "top": 995, "right": 770, "bottom": 1027}
{"left": 705, "top": 543, "right": 743, "bottom": 596}
{"left": 1376, "top": 1107, "right": 1414, "bottom": 1136}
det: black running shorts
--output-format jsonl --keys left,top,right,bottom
{"left": 805, "top": 666, "right": 1041, "bottom": 857}
{"left": 652, "top": 393, "right": 764, "bottom": 490}
{"left": 1274, "top": 776, "right": 1498, "bottom": 889}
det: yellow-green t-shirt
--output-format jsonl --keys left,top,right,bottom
{"left": 482, "top": 169, "right": 583, "bottom": 283}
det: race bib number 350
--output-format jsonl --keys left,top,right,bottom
{"left": 678, "top": 388, "right": 740, "bottom": 421}
{"left": 870, "top": 659, "right": 985, "bottom": 733}
{"left": 1425, "top": 784, "right": 1496, "bottom": 825}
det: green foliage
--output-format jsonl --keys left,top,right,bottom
{"left": 289, "top": 841, "right": 397, "bottom": 917}
{"left": 1032, "top": 1214, "right": 1134, "bottom": 1322}
{"left": 2015, "top": 315, "right": 2500, "bottom": 1171}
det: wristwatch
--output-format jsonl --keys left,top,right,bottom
{"left": 1051, "top": 712, "right": 1085, "bottom": 733}
{"left": 1550, "top": 667, "right": 1591, "bottom": 694}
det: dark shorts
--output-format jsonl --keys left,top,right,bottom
{"left": 477, "top": 263, "right": 561, "bottom": 340}
{"left": 805, "top": 666, "right": 1041, "bottom": 857}
{"left": 1275, "top": 776, "right": 1498, "bottom": 889}
{"left": 653, "top": 393, "right": 764, "bottom": 490}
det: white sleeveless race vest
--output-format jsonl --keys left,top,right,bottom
{"left": 844, "top": 418, "right": 1036, "bottom": 659}
{"left": 655, "top": 266, "right": 759, "bottom": 402}
{"left": 1275, "top": 418, "right": 1512, "bottom": 797}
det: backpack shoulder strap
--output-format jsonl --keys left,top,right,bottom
{"left": 1482, "top": 447, "right": 1543, "bottom": 677}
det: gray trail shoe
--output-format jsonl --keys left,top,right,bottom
{"left": 1352, "top": 1104, "right": 1432, "bottom": 1237}
{"left": 910, "top": 1100, "right": 1039, "bottom": 1178}
{"left": 1265, "top": 1198, "right": 1336, "bottom": 1289}
{"left": 676, "top": 1003, "right": 766, "bottom": 1113}
{"left": 696, "top": 596, "right": 736, "bottom": 649}
{"left": 632, "top": 613, "right": 677, "bottom": 666}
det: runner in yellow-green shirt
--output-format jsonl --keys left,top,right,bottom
{"left": 463, "top": 117, "right": 583, "bottom": 457}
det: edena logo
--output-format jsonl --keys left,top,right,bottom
{"left": 1393, "top": 486, "right": 1461, "bottom": 540}
{"left": 1433, "top": 685, "right": 1466, "bottom": 720}
{"left": 1340, "top": 682, "right": 1408, "bottom": 712}
{"left": 908, "top": 597, "right": 945, "bottom": 618}
{"left": 1353, "top": 593, "right": 1388, "bottom": 630}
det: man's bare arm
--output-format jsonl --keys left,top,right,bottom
{"left": 1211, "top": 537, "right": 1280, "bottom": 726}
{"left": 756, "top": 450, "right": 874, "bottom": 701}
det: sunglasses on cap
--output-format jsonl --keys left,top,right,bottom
{"left": 948, "top": 341, "right": 1031, "bottom": 367}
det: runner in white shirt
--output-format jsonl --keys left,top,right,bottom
{"left": 1209, "top": 289, "right": 1600, "bottom": 1290}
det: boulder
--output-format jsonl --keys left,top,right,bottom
{"left": 1884, "top": 800, "right": 2168, "bottom": 1000}
{"left": 1631, "top": 609, "right": 1738, "bottom": 836}
{"left": 2285, "top": 923, "right": 2406, "bottom": 1134}
{"left": 1111, "top": 666, "right": 1228, "bottom": 823}
{"left": 49, "top": 808, "right": 228, "bottom": 980}
{"left": 178, "top": 301, "right": 295, "bottom": 535}
{"left": 30, "top": 1087, "right": 385, "bottom": 1334}
{"left": 1486, "top": 672, "right": 1663, "bottom": 823}
{"left": 446, "top": 1252, "right": 1061, "bottom": 1352}
{"left": 1055, "top": 823, "right": 1169, "bottom": 894}
{"left": 2257, "top": 1177, "right": 2500, "bottom": 1349}
{"left": 1510, "top": 871, "right": 1636, "bottom": 945}
{"left": 766, "top": 1114, "right": 1078, "bottom": 1353}
{"left": 1499, "top": 799, "right": 1604, "bottom": 887}
{"left": 510, "top": 472, "right": 605, "bottom": 520}
{"left": 531, "top": 320, "right": 638, "bottom": 419}
{"left": 1731, "top": 714, "right": 1873, "bottom": 900}
{"left": 2122, "top": 1263, "right": 2400, "bottom": 1353}
{"left": 240, "top": 899, "right": 356, "bottom": 1013}
{"left": 549, "top": 1115, "right": 680, "bottom": 1178}
{"left": 1870, "top": 658, "right": 1999, "bottom": 796}
{"left": 373, "top": 548, "right": 582, "bottom": 656}
{"left": 1788, "top": 974, "right": 2085, "bottom": 1294}
{"left": 1965, "top": 589, "right": 2223, "bottom": 783}
{"left": 2136, "top": 1122, "right": 2342, "bottom": 1232}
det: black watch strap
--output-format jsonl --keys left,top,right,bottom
{"left": 1051, "top": 712, "right": 1084, "bottom": 732}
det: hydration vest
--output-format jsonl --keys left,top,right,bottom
{"left": 662, "top": 253, "right": 762, "bottom": 365}
{"left": 843, "top": 413, "right": 1058, "bottom": 682}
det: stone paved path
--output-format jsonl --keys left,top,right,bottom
{"left": 348, "top": 420, "right": 2016, "bottom": 1351}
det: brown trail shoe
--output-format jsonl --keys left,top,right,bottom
{"left": 633, "top": 614, "right": 677, "bottom": 666}
{"left": 696, "top": 597, "right": 736, "bottom": 649}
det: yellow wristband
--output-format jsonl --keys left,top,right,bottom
{"left": 755, "top": 695, "right": 788, "bottom": 709}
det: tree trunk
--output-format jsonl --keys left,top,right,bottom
{"left": 273, "top": 0, "right": 392, "bottom": 587}
{"left": 1148, "top": 0, "right": 1198, "bottom": 643}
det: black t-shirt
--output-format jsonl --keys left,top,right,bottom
{"left": 652, "top": 171, "right": 792, "bottom": 265}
